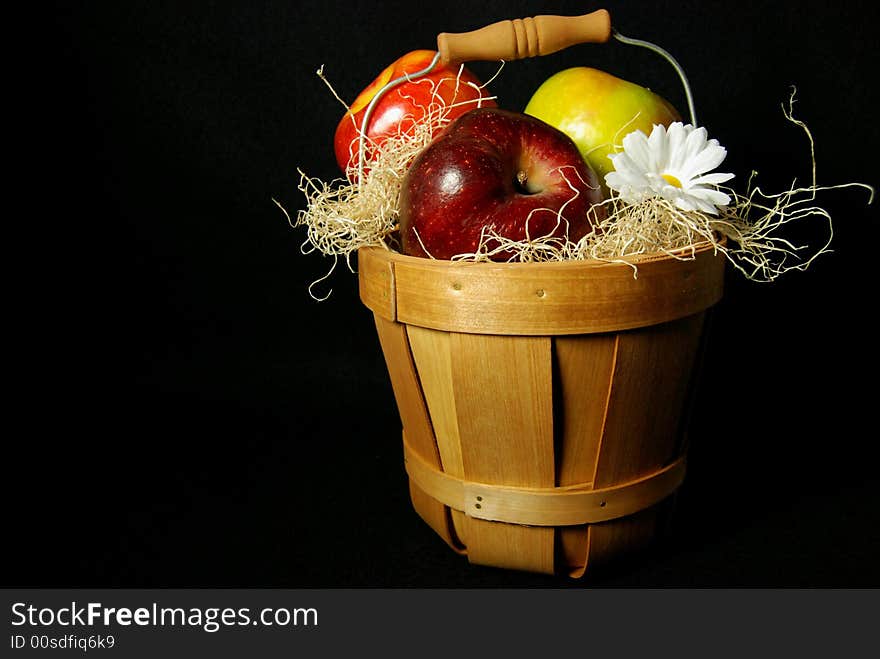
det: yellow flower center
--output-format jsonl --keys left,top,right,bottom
{"left": 661, "top": 173, "right": 683, "bottom": 188}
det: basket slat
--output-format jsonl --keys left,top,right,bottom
{"left": 553, "top": 333, "right": 618, "bottom": 575}
{"left": 406, "top": 325, "right": 469, "bottom": 546}
{"left": 586, "top": 313, "right": 706, "bottom": 568}
{"left": 373, "top": 315, "right": 462, "bottom": 552}
{"left": 449, "top": 333, "right": 556, "bottom": 573}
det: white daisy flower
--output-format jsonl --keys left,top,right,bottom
{"left": 605, "top": 122, "right": 735, "bottom": 215}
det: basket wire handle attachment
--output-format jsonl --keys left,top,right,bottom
{"left": 356, "top": 52, "right": 442, "bottom": 186}
{"left": 612, "top": 29, "right": 698, "bottom": 127}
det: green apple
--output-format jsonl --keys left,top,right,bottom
{"left": 524, "top": 67, "right": 681, "bottom": 196}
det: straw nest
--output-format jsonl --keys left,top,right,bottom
{"left": 282, "top": 74, "right": 873, "bottom": 298}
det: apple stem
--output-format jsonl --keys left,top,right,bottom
{"left": 612, "top": 30, "right": 698, "bottom": 127}
{"left": 357, "top": 51, "right": 443, "bottom": 188}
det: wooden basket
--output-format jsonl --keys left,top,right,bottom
{"left": 358, "top": 242, "right": 725, "bottom": 577}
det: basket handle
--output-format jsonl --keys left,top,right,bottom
{"left": 437, "top": 9, "right": 611, "bottom": 65}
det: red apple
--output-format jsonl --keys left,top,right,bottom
{"left": 334, "top": 49, "right": 496, "bottom": 179}
{"left": 398, "top": 108, "right": 604, "bottom": 260}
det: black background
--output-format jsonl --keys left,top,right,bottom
{"left": 8, "top": 0, "right": 878, "bottom": 587}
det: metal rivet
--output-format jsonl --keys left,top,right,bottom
{"left": 451, "top": 282, "right": 462, "bottom": 291}
{"left": 536, "top": 289, "right": 545, "bottom": 298}
{"left": 599, "top": 500, "right": 607, "bottom": 507}
{"left": 475, "top": 503, "right": 482, "bottom": 509}
{"left": 476, "top": 496, "right": 483, "bottom": 501}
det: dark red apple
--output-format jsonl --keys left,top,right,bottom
{"left": 398, "top": 108, "right": 603, "bottom": 260}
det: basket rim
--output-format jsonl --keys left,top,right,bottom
{"left": 358, "top": 236, "right": 726, "bottom": 336}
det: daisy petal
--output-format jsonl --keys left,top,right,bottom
{"left": 674, "top": 194, "right": 698, "bottom": 212}
{"left": 689, "top": 171, "right": 735, "bottom": 186}
{"left": 604, "top": 171, "right": 625, "bottom": 190}
{"left": 608, "top": 153, "right": 649, "bottom": 186}
{"left": 682, "top": 127, "right": 709, "bottom": 169}
{"left": 666, "top": 122, "right": 688, "bottom": 171}
{"left": 685, "top": 143, "right": 728, "bottom": 177}
{"left": 694, "top": 197, "right": 721, "bottom": 215}
{"left": 648, "top": 124, "right": 669, "bottom": 170}
{"left": 691, "top": 187, "right": 731, "bottom": 207}
{"left": 621, "top": 130, "right": 651, "bottom": 169}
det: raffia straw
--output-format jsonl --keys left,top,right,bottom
{"left": 280, "top": 65, "right": 497, "bottom": 299}
{"left": 453, "top": 91, "right": 875, "bottom": 281}
{"left": 285, "top": 78, "right": 873, "bottom": 293}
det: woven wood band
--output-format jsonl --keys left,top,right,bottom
{"left": 359, "top": 242, "right": 725, "bottom": 336}
{"left": 402, "top": 435, "right": 687, "bottom": 526}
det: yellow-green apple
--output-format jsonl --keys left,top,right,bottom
{"left": 334, "top": 49, "right": 496, "bottom": 179}
{"left": 524, "top": 67, "right": 681, "bottom": 195}
{"left": 398, "top": 108, "right": 604, "bottom": 260}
